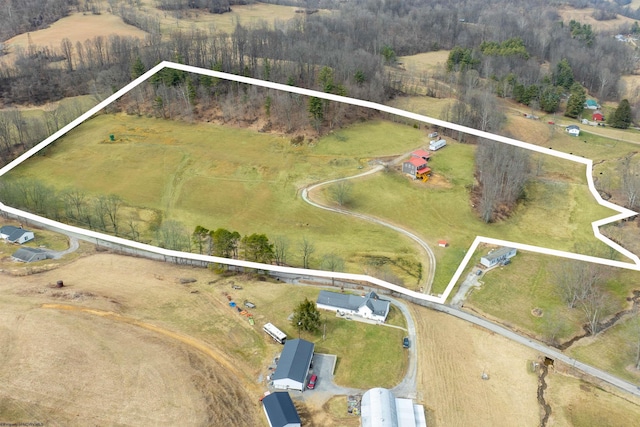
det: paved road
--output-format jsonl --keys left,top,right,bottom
{"left": 301, "top": 161, "right": 437, "bottom": 294}
{"left": 388, "top": 296, "right": 418, "bottom": 399}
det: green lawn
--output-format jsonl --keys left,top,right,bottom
{"left": 230, "top": 281, "right": 407, "bottom": 388}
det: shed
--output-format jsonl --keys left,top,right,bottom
{"left": 592, "top": 110, "right": 604, "bottom": 121}
{"left": 480, "top": 247, "right": 517, "bottom": 268}
{"left": 262, "top": 392, "right": 301, "bottom": 427}
{"left": 316, "top": 290, "right": 390, "bottom": 322}
{"left": 411, "top": 149, "right": 431, "bottom": 162}
{"left": 438, "top": 240, "right": 448, "bottom": 247}
{"left": 12, "top": 247, "right": 49, "bottom": 263}
{"left": 0, "top": 225, "right": 35, "bottom": 244}
{"left": 272, "top": 339, "right": 314, "bottom": 391}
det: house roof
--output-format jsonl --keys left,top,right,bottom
{"left": 272, "top": 339, "right": 314, "bottom": 384}
{"left": 416, "top": 166, "right": 431, "bottom": 175}
{"left": 12, "top": 247, "right": 47, "bottom": 262}
{"left": 317, "top": 290, "right": 390, "bottom": 317}
{"left": 482, "top": 247, "right": 516, "bottom": 262}
{"left": 585, "top": 99, "right": 598, "bottom": 107}
{"left": 0, "top": 225, "right": 32, "bottom": 242}
{"left": 411, "top": 149, "right": 431, "bottom": 159}
{"left": 566, "top": 125, "right": 579, "bottom": 130}
{"left": 406, "top": 157, "right": 427, "bottom": 168}
{"left": 262, "top": 392, "right": 300, "bottom": 427}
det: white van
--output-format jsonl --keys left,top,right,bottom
{"left": 429, "top": 139, "right": 446, "bottom": 151}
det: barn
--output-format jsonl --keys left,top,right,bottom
{"left": 316, "top": 290, "right": 390, "bottom": 323}
{"left": 272, "top": 339, "right": 314, "bottom": 392}
{"left": 262, "top": 392, "right": 301, "bottom": 427}
{"left": 0, "top": 225, "right": 35, "bottom": 244}
{"left": 480, "top": 247, "right": 517, "bottom": 268}
{"left": 360, "top": 388, "right": 426, "bottom": 427}
{"left": 12, "top": 247, "right": 49, "bottom": 263}
{"left": 592, "top": 110, "right": 605, "bottom": 121}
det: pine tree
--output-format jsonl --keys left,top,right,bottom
{"left": 564, "top": 83, "right": 586, "bottom": 119}
{"left": 131, "top": 57, "right": 145, "bottom": 80}
{"left": 553, "top": 58, "right": 574, "bottom": 90}
{"left": 610, "top": 99, "right": 632, "bottom": 129}
{"left": 291, "top": 298, "right": 321, "bottom": 333}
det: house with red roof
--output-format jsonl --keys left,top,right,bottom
{"left": 402, "top": 156, "right": 431, "bottom": 180}
{"left": 411, "top": 149, "right": 431, "bottom": 162}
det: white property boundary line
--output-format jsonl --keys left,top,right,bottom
{"left": 0, "top": 61, "right": 638, "bottom": 305}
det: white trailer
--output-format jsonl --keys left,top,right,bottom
{"left": 263, "top": 322, "right": 287, "bottom": 344}
{"left": 429, "top": 139, "right": 447, "bottom": 151}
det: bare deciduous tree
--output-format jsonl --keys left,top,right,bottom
{"left": 299, "top": 236, "right": 315, "bottom": 269}
{"left": 273, "top": 235, "right": 289, "bottom": 266}
{"left": 329, "top": 180, "right": 353, "bottom": 207}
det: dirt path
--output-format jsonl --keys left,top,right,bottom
{"left": 40, "top": 303, "right": 247, "bottom": 382}
{"left": 300, "top": 151, "right": 437, "bottom": 294}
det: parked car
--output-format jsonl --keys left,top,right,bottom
{"left": 244, "top": 300, "right": 256, "bottom": 309}
{"left": 403, "top": 337, "right": 410, "bottom": 348}
{"left": 307, "top": 374, "right": 318, "bottom": 390}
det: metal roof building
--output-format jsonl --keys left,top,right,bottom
{"left": 262, "top": 392, "right": 301, "bottom": 427}
{"left": 12, "top": 247, "right": 49, "bottom": 263}
{"left": 272, "top": 339, "right": 314, "bottom": 392}
{"left": 317, "top": 290, "right": 390, "bottom": 322}
{"left": 361, "top": 388, "right": 426, "bottom": 427}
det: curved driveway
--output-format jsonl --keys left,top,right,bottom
{"left": 301, "top": 163, "right": 437, "bottom": 294}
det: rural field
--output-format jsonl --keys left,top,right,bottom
{"left": 2, "top": 240, "right": 637, "bottom": 426}
{"left": 0, "top": 238, "right": 409, "bottom": 426}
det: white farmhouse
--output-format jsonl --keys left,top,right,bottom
{"left": 0, "top": 225, "right": 35, "bottom": 244}
{"left": 316, "top": 290, "right": 390, "bottom": 323}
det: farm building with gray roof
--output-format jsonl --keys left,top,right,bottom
{"left": 271, "top": 339, "right": 314, "bottom": 392}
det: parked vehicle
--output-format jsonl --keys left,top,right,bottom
{"left": 403, "top": 337, "right": 410, "bottom": 348}
{"left": 244, "top": 300, "right": 256, "bottom": 309}
{"left": 307, "top": 374, "right": 318, "bottom": 389}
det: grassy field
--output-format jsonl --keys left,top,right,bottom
{"left": 6, "top": 114, "right": 428, "bottom": 281}
{"left": 315, "top": 137, "right": 619, "bottom": 294}
{"left": 546, "top": 372, "right": 640, "bottom": 426}
{"left": 0, "top": 12, "right": 148, "bottom": 66}
{"left": 567, "top": 312, "right": 640, "bottom": 385}
{"left": 557, "top": 6, "right": 639, "bottom": 32}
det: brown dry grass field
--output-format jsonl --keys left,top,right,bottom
{"left": 0, "top": 12, "right": 148, "bottom": 66}
{"left": 2, "top": 235, "right": 640, "bottom": 425}
{"left": 557, "top": 6, "right": 638, "bottom": 32}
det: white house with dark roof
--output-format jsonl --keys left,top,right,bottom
{"left": 0, "top": 225, "right": 34, "bottom": 244}
{"left": 480, "top": 247, "right": 517, "bottom": 268}
{"left": 272, "top": 339, "right": 314, "bottom": 392}
{"left": 262, "top": 392, "right": 301, "bottom": 427}
{"left": 316, "top": 290, "right": 391, "bottom": 323}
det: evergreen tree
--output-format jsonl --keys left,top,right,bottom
{"left": 553, "top": 58, "right": 574, "bottom": 90}
{"left": 291, "top": 298, "right": 321, "bottom": 333}
{"left": 610, "top": 99, "right": 632, "bottom": 129}
{"left": 131, "top": 57, "right": 146, "bottom": 80}
{"left": 565, "top": 83, "right": 586, "bottom": 119}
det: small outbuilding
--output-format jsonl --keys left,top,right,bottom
{"left": 262, "top": 392, "right": 301, "bottom": 427}
{"left": 411, "top": 149, "right": 431, "bottom": 162}
{"left": 317, "top": 290, "right": 391, "bottom": 323}
{"left": 480, "top": 247, "right": 517, "bottom": 268}
{"left": 272, "top": 339, "right": 314, "bottom": 392}
{"left": 12, "top": 247, "right": 49, "bottom": 263}
{"left": 0, "top": 225, "right": 35, "bottom": 244}
{"left": 592, "top": 110, "right": 605, "bottom": 121}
